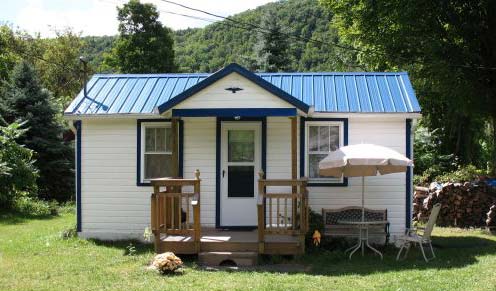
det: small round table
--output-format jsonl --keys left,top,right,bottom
{"left": 338, "top": 220, "right": 388, "bottom": 260}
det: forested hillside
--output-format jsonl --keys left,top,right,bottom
{"left": 81, "top": 0, "right": 356, "bottom": 73}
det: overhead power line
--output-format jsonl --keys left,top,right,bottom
{"left": 155, "top": 0, "right": 496, "bottom": 71}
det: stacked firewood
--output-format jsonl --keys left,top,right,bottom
{"left": 413, "top": 182, "right": 496, "bottom": 228}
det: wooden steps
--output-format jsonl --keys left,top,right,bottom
{"left": 199, "top": 251, "right": 258, "bottom": 266}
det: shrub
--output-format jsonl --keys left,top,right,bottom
{"left": 413, "top": 124, "right": 455, "bottom": 179}
{"left": 435, "top": 164, "right": 486, "bottom": 183}
{"left": 60, "top": 224, "right": 77, "bottom": 239}
{"left": 0, "top": 122, "right": 38, "bottom": 208}
{"left": 13, "top": 196, "right": 57, "bottom": 216}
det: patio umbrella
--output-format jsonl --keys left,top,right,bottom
{"left": 318, "top": 144, "right": 413, "bottom": 222}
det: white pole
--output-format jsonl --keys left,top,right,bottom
{"left": 362, "top": 176, "right": 365, "bottom": 222}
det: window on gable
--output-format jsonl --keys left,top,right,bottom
{"left": 305, "top": 121, "right": 344, "bottom": 183}
{"left": 141, "top": 123, "right": 174, "bottom": 181}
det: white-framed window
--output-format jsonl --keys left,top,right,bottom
{"left": 305, "top": 121, "right": 344, "bottom": 184}
{"left": 140, "top": 122, "right": 174, "bottom": 183}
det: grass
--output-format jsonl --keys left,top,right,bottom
{"left": 1, "top": 210, "right": 496, "bottom": 291}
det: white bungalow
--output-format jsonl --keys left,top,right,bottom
{"left": 65, "top": 63, "right": 421, "bottom": 255}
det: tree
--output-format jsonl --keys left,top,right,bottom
{"left": 0, "top": 122, "right": 38, "bottom": 208}
{"left": 254, "top": 10, "right": 290, "bottom": 72}
{"left": 0, "top": 61, "right": 73, "bottom": 201}
{"left": 320, "top": 0, "right": 496, "bottom": 173}
{"left": 103, "top": 0, "right": 175, "bottom": 73}
{"left": 36, "top": 28, "right": 85, "bottom": 108}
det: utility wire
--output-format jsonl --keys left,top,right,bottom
{"left": 156, "top": 0, "right": 496, "bottom": 71}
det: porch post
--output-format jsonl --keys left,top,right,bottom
{"left": 171, "top": 118, "right": 179, "bottom": 177}
{"left": 290, "top": 117, "right": 298, "bottom": 228}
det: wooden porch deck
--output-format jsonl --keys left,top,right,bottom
{"left": 158, "top": 228, "right": 303, "bottom": 255}
{"left": 150, "top": 170, "right": 308, "bottom": 256}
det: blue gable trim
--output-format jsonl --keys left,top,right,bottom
{"left": 300, "top": 117, "right": 349, "bottom": 187}
{"left": 406, "top": 119, "right": 412, "bottom": 228}
{"left": 73, "top": 120, "right": 82, "bottom": 232}
{"left": 136, "top": 119, "right": 183, "bottom": 186}
{"left": 157, "top": 63, "right": 310, "bottom": 114}
{"left": 215, "top": 117, "right": 267, "bottom": 228}
{"left": 172, "top": 108, "right": 296, "bottom": 117}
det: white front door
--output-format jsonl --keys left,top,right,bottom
{"left": 220, "top": 122, "right": 261, "bottom": 227}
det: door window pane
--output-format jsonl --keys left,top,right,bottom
{"left": 228, "top": 166, "right": 254, "bottom": 197}
{"left": 228, "top": 130, "right": 254, "bottom": 162}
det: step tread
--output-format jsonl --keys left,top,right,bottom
{"left": 199, "top": 251, "right": 258, "bottom": 256}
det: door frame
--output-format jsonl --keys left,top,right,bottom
{"left": 215, "top": 117, "right": 266, "bottom": 229}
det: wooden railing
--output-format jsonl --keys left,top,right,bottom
{"left": 150, "top": 170, "right": 201, "bottom": 252}
{"left": 257, "top": 171, "right": 308, "bottom": 253}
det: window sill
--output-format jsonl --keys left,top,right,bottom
{"left": 137, "top": 181, "right": 152, "bottom": 187}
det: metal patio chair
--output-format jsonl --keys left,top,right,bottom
{"left": 396, "top": 203, "right": 441, "bottom": 262}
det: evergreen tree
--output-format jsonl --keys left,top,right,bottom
{"left": 0, "top": 61, "right": 73, "bottom": 201}
{"left": 254, "top": 10, "right": 290, "bottom": 72}
{"left": 103, "top": 0, "right": 175, "bottom": 73}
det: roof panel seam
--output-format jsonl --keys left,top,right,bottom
{"left": 138, "top": 78, "right": 160, "bottom": 113}
{"left": 115, "top": 78, "right": 139, "bottom": 113}
{"left": 150, "top": 78, "right": 171, "bottom": 109}
{"left": 362, "top": 76, "right": 375, "bottom": 112}
{"left": 373, "top": 75, "right": 386, "bottom": 112}
{"left": 353, "top": 75, "right": 361, "bottom": 112}
{"left": 397, "top": 75, "right": 413, "bottom": 112}
{"left": 100, "top": 78, "right": 128, "bottom": 113}
{"left": 383, "top": 76, "right": 397, "bottom": 112}
{"left": 343, "top": 75, "right": 349, "bottom": 111}
{"left": 80, "top": 78, "right": 110, "bottom": 114}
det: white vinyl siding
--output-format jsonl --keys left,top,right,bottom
{"left": 182, "top": 117, "right": 217, "bottom": 226}
{"left": 80, "top": 119, "right": 151, "bottom": 240}
{"left": 306, "top": 118, "right": 406, "bottom": 237}
{"left": 175, "top": 72, "right": 294, "bottom": 109}
{"left": 78, "top": 116, "right": 407, "bottom": 240}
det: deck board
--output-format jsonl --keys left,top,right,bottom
{"left": 160, "top": 228, "right": 299, "bottom": 243}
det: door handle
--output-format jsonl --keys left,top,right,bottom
{"left": 222, "top": 170, "right": 225, "bottom": 178}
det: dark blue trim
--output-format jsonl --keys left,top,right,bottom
{"left": 217, "top": 226, "right": 257, "bottom": 230}
{"left": 172, "top": 108, "right": 297, "bottom": 117}
{"left": 157, "top": 63, "right": 310, "bottom": 114}
{"left": 73, "top": 120, "right": 82, "bottom": 232}
{"left": 215, "top": 117, "right": 267, "bottom": 228}
{"left": 406, "top": 119, "right": 412, "bottom": 228}
{"left": 300, "top": 117, "right": 349, "bottom": 187}
{"left": 136, "top": 118, "right": 183, "bottom": 186}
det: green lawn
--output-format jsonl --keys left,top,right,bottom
{"left": 1, "top": 211, "right": 496, "bottom": 291}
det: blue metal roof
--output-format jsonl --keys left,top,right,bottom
{"left": 65, "top": 65, "right": 420, "bottom": 115}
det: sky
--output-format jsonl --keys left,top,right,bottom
{"left": 0, "top": 0, "right": 278, "bottom": 37}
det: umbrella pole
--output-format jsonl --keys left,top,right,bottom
{"left": 362, "top": 176, "right": 365, "bottom": 223}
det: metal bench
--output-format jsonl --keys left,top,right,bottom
{"left": 322, "top": 207, "right": 390, "bottom": 245}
